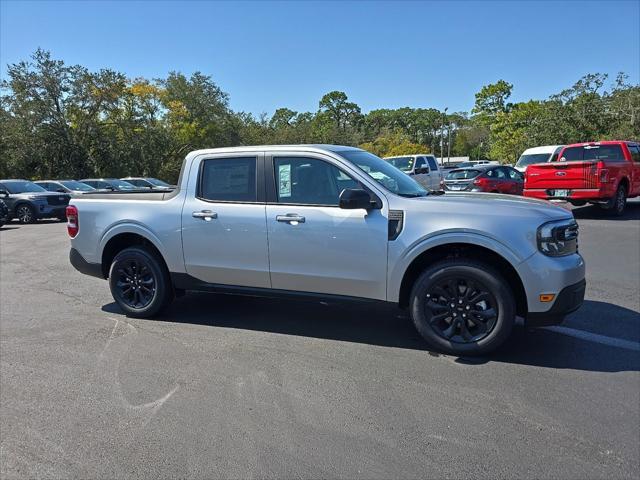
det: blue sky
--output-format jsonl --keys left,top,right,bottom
{"left": 1, "top": 0, "right": 638, "bottom": 116}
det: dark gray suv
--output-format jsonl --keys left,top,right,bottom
{"left": 0, "top": 180, "right": 70, "bottom": 223}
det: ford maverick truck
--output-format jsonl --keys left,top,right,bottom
{"left": 67, "top": 145, "right": 585, "bottom": 355}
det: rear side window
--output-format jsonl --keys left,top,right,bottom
{"left": 628, "top": 145, "right": 640, "bottom": 163}
{"left": 426, "top": 157, "right": 438, "bottom": 170}
{"left": 199, "top": 157, "right": 257, "bottom": 202}
{"left": 561, "top": 147, "right": 583, "bottom": 161}
{"left": 584, "top": 145, "right": 624, "bottom": 162}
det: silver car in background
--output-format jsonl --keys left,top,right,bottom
{"left": 383, "top": 154, "right": 444, "bottom": 190}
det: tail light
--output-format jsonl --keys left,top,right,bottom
{"left": 597, "top": 161, "right": 609, "bottom": 183}
{"left": 66, "top": 205, "right": 78, "bottom": 237}
{"left": 473, "top": 177, "right": 489, "bottom": 187}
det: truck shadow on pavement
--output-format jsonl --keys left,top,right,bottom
{"left": 102, "top": 295, "right": 639, "bottom": 373}
{"left": 571, "top": 199, "right": 640, "bottom": 221}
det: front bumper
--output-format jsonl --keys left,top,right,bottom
{"left": 526, "top": 279, "right": 586, "bottom": 327}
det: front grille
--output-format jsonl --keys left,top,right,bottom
{"left": 46, "top": 195, "right": 70, "bottom": 206}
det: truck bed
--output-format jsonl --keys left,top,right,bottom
{"left": 78, "top": 188, "right": 179, "bottom": 201}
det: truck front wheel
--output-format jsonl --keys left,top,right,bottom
{"left": 108, "top": 246, "right": 172, "bottom": 318}
{"left": 410, "top": 259, "right": 516, "bottom": 356}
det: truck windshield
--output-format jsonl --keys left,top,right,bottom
{"left": 1, "top": 181, "right": 47, "bottom": 194}
{"left": 516, "top": 153, "right": 551, "bottom": 168}
{"left": 339, "top": 150, "right": 428, "bottom": 197}
{"left": 147, "top": 178, "right": 171, "bottom": 187}
{"left": 109, "top": 180, "right": 137, "bottom": 190}
{"left": 385, "top": 156, "right": 414, "bottom": 172}
{"left": 60, "top": 181, "right": 95, "bottom": 191}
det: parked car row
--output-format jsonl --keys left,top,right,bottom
{"left": 383, "top": 140, "right": 639, "bottom": 215}
{"left": 0, "top": 177, "right": 172, "bottom": 223}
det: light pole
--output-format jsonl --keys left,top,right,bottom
{"left": 440, "top": 107, "right": 448, "bottom": 164}
{"left": 447, "top": 121, "right": 452, "bottom": 163}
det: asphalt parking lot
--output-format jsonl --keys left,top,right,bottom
{"left": 1, "top": 200, "right": 639, "bottom": 479}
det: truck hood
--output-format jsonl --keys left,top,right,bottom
{"left": 408, "top": 192, "right": 572, "bottom": 221}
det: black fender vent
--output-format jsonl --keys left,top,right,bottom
{"left": 388, "top": 210, "right": 404, "bottom": 241}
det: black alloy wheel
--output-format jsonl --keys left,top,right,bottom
{"left": 108, "top": 246, "right": 172, "bottom": 317}
{"left": 113, "top": 258, "right": 157, "bottom": 309}
{"left": 423, "top": 276, "right": 498, "bottom": 343}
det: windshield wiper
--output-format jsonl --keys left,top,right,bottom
{"left": 399, "top": 192, "right": 428, "bottom": 198}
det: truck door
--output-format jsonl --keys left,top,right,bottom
{"left": 265, "top": 154, "right": 388, "bottom": 300}
{"left": 181, "top": 153, "right": 271, "bottom": 288}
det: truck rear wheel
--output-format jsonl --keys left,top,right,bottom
{"left": 108, "top": 246, "right": 172, "bottom": 318}
{"left": 599, "top": 184, "right": 627, "bottom": 216}
{"left": 410, "top": 259, "right": 516, "bottom": 356}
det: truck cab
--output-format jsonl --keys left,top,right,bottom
{"left": 383, "top": 154, "right": 443, "bottom": 190}
{"left": 67, "top": 145, "right": 585, "bottom": 356}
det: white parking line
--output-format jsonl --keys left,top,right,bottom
{"left": 543, "top": 326, "right": 640, "bottom": 352}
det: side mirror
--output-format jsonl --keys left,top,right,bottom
{"left": 339, "top": 189, "right": 372, "bottom": 210}
{"left": 415, "top": 166, "right": 430, "bottom": 174}
{"left": 56, "top": 188, "right": 66, "bottom": 193}
{"left": 0, "top": 189, "right": 8, "bottom": 197}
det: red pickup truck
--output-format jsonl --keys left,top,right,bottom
{"left": 524, "top": 141, "right": 640, "bottom": 215}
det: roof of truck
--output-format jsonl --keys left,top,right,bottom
{"left": 189, "top": 144, "right": 362, "bottom": 156}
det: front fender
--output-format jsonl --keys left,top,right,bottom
{"left": 387, "top": 230, "right": 528, "bottom": 303}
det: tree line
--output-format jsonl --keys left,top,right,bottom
{"left": 1, "top": 49, "right": 638, "bottom": 182}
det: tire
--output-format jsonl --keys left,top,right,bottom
{"left": 611, "top": 184, "right": 627, "bottom": 216}
{"left": 410, "top": 259, "right": 516, "bottom": 356}
{"left": 108, "top": 246, "right": 172, "bottom": 318}
{"left": 598, "top": 184, "right": 627, "bottom": 216}
{"left": 16, "top": 204, "right": 36, "bottom": 224}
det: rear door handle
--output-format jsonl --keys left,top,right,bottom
{"left": 276, "top": 214, "right": 305, "bottom": 224}
{"left": 192, "top": 210, "right": 217, "bottom": 221}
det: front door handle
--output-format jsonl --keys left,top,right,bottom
{"left": 192, "top": 210, "right": 217, "bottom": 221}
{"left": 276, "top": 214, "right": 305, "bottom": 224}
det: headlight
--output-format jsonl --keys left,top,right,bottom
{"left": 537, "top": 219, "right": 578, "bottom": 257}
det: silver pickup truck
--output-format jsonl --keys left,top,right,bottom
{"left": 67, "top": 145, "right": 585, "bottom": 355}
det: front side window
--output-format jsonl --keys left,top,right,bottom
{"left": 340, "top": 150, "right": 428, "bottom": 197}
{"left": 61, "top": 181, "right": 94, "bottom": 191}
{"left": 274, "top": 157, "right": 359, "bottom": 206}
{"left": 505, "top": 168, "right": 522, "bottom": 180}
{"left": 415, "top": 157, "right": 426, "bottom": 168}
{"left": 199, "top": 157, "right": 257, "bottom": 202}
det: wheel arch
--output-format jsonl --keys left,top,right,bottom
{"left": 398, "top": 242, "right": 528, "bottom": 317}
{"left": 100, "top": 227, "right": 168, "bottom": 279}
{"left": 617, "top": 176, "right": 630, "bottom": 194}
